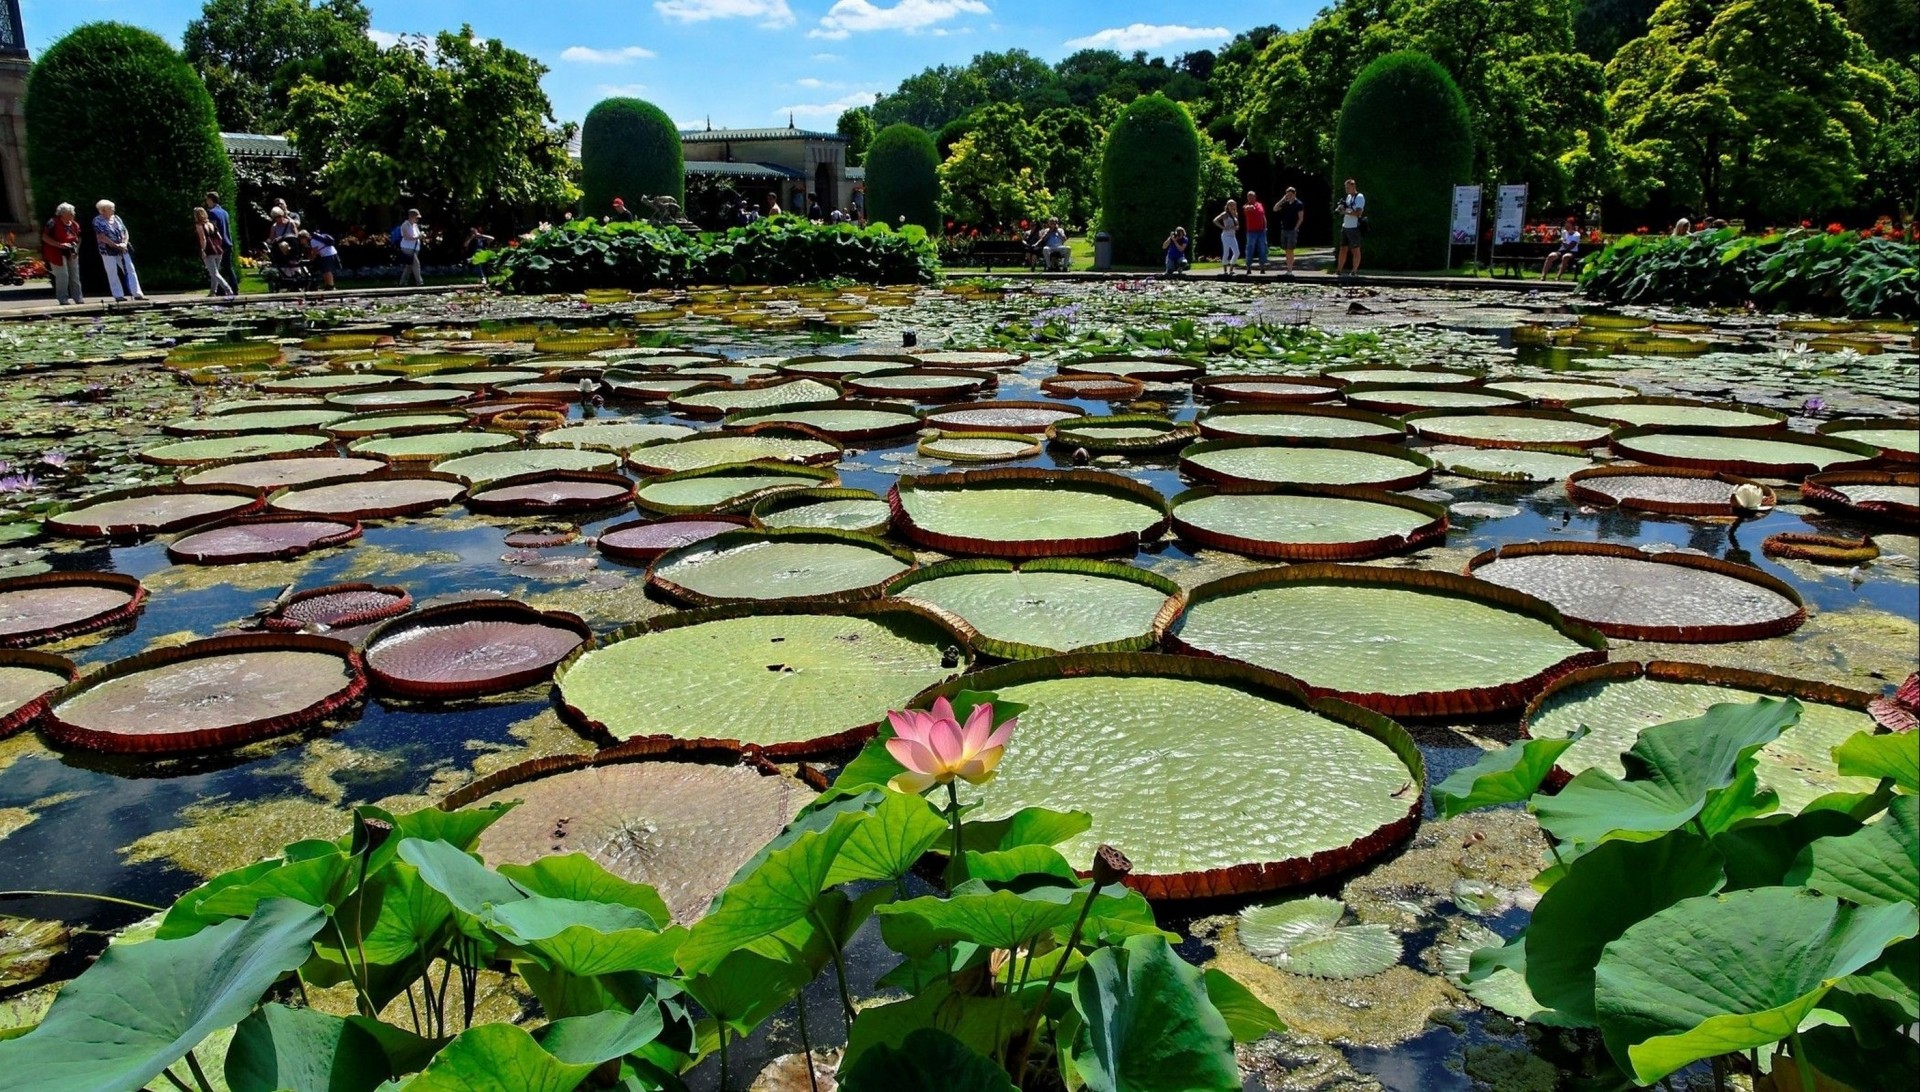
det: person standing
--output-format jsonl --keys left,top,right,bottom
{"left": 300, "top": 230, "right": 339, "bottom": 289}
{"left": 608, "top": 197, "right": 635, "bottom": 222}
{"left": 92, "top": 200, "right": 145, "bottom": 302}
{"left": 1213, "top": 199, "right": 1242, "bottom": 277}
{"left": 193, "top": 207, "right": 234, "bottom": 296}
{"left": 203, "top": 191, "right": 238, "bottom": 293}
{"left": 1335, "top": 178, "right": 1366, "bottom": 281}
{"left": 1277, "top": 186, "right": 1307, "bottom": 277}
{"left": 1242, "top": 191, "right": 1267, "bottom": 273}
{"left": 41, "top": 203, "right": 84, "bottom": 305}
{"left": 397, "top": 209, "right": 424, "bottom": 286}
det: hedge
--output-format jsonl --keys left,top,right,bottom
{"left": 1099, "top": 94, "right": 1201, "bottom": 266}
{"left": 579, "top": 97, "right": 684, "bottom": 220}
{"left": 1580, "top": 229, "right": 1919, "bottom": 318}
{"left": 864, "top": 124, "right": 940, "bottom": 233}
{"left": 24, "top": 23, "right": 235, "bottom": 293}
{"left": 1331, "top": 51, "right": 1471, "bottom": 271}
{"left": 479, "top": 216, "right": 938, "bottom": 292}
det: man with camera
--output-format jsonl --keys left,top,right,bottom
{"left": 1335, "top": 178, "right": 1366, "bottom": 282}
{"left": 42, "top": 203, "right": 84, "bottom": 304}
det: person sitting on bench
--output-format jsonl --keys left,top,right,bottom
{"left": 1542, "top": 217, "right": 1582, "bottom": 280}
{"left": 1036, "top": 219, "right": 1069, "bottom": 271}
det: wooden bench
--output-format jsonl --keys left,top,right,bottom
{"left": 1492, "top": 241, "right": 1584, "bottom": 278}
{"left": 965, "top": 241, "right": 1030, "bottom": 272}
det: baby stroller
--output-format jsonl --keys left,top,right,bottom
{"left": 268, "top": 237, "right": 317, "bottom": 292}
{"left": 0, "top": 234, "right": 27, "bottom": 286}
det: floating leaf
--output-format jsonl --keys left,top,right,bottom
{"left": 1236, "top": 896, "right": 1401, "bottom": 979}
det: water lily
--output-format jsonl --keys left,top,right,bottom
{"left": 1802, "top": 397, "right": 1827, "bottom": 416}
{"left": 1730, "top": 483, "right": 1770, "bottom": 513}
{"left": 886, "top": 697, "right": 1016, "bottom": 794}
{"left": 39, "top": 451, "right": 68, "bottom": 470}
{"left": 0, "top": 473, "right": 39, "bottom": 494}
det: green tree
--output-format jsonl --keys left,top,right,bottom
{"left": 836, "top": 106, "right": 875, "bottom": 166}
{"left": 1035, "top": 106, "right": 1103, "bottom": 227}
{"left": 25, "top": 22, "right": 235, "bottom": 291}
{"left": 1099, "top": 93, "right": 1202, "bottom": 264}
{"left": 1843, "top": 0, "right": 1920, "bottom": 60}
{"left": 1333, "top": 51, "right": 1474, "bottom": 269}
{"left": 865, "top": 123, "right": 941, "bottom": 232}
{"left": 1573, "top": 0, "right": 1663, "bottom": 62}
{"left": 937, "top": 102, "right": 1050, "bottom": 226}
{"left": 1606, "top": 0, "right": 1892, "bottom": 219}
{"left": 870, "top": 65, "right": 988, "bottom": 130}
{"left": 1863, "top": 59, "right": 1920, "bottom": 217}
{"left": 283, "top": 27, "right": 576, "bottom": 223}
{"left": 579, "top": 97, "right": 684, "bottom": 218}
{"left": 182, "top": 0, "right": 374, "bottom": 133}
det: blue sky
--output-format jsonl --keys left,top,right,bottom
{"left": 21, "top": 1, "right": 1320, "bottom": 131}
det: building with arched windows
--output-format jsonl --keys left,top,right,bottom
{"left": 680, "top": 119, "right": 861, "bottom": 222}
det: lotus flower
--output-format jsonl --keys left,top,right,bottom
{"left": 1730, "top": 483, "right": 1770, "bottom": 513}
{"left": 885, "top": 697, "right": 1017, "bottom": 794}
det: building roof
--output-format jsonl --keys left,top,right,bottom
{"left": 680, "top": 126, "right": 845, "bottom": 144}
{"left": 686, "top": 161, "right": 803, "bottom": 179}
{"left": 845, "top": 166, "right": 866, "bottom": 182}
{"left": 221, "top": 132, "right": 298, "bottom": 159}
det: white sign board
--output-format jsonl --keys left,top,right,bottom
{"left": 1494, "top": 184, "right": 1529, "bottom": 245}
{"left": 1450, "top": 185, "right": 1481, "bottom": 245}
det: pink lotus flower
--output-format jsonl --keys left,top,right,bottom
{"left": 885, "top": 697, "right": 1017, "bottom": 794}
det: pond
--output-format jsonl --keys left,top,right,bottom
{"left": 0, "top": 279, "right": 1914, "bottom": 1090}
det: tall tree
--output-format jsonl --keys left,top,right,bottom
{"left": 1842, "top": 0, "right": 1919, "bottom": 61}
{"left": 182, "top": 0, "right": 374, "bottom": 133}
{"left": 937, "top": 102, "right": 1050, "bottom": 226}
{"left": 1035, "top": 107, "right": 1103, "bottom": 227}
{"left": 1572, "top": 0, "right": 1662, "bottom": 62}
{"left": 870, "top": 65, "right": 988, "bottom": 130}
{"left": 836, "top": 107, "right": 875, "bottom": 166}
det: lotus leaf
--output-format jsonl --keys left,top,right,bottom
{"left": 889, "top": 561, "right": 1178, "bottom": 659}
{"left": 1071, "top": 934, "right": 1241, "bottom": 1092}
{"left": 327, "top": 412, "right": 467, "bottom": 437}
{"left": 225, "top": 1003, "right": 415, "bottom": 1092}
{"left": 1433, "top": 733, "right": 1584, "bottom": 818}
{"left": 326, "top": 387, "right": 470, "bottom": 410}
{"left": 1326, "top": 367, "right": 1478, "bottom": 386}
{"left": 1439, "top": 927, "right": 1566, "bottom": 1024}
{"left": 676, "top": 809, "right": 864, "bottom": 972}
{"left": 1345, "top": 387, "right": 1521, "bottom": 411}
{"left": 400, "top": 1022, "right": 597, "bottom": 1092}
{"left": 1834, "top": 730, "right": 1918, "bottom": 793}
{"left": 1788, "top": 795, "right": 1919, "bottom": 907}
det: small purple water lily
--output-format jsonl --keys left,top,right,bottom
{"left": 1801, "top": 397, "right": 1826, "bottom": 416}
{"left": 40, "top": 450, "right": 69, "bottom": 470}
{"left": 0, "top": 472, "right": 39, "bottom": 494}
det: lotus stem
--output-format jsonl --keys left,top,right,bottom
{"left": 945, "top": 780, "right": 965, "bottom": 892}
{"left": 795, "top": 992, "right": 821, "bottom": 1092}
{"left": 1789, "top": 1032, "right": 1814, "bottom": 1092}
{"left": 352, "top": 855, "right": 371, "bottom": 998}
{"left": 1008, "top": 882, "right": 1099, "bottom": 1087}
{"left": 0, "top": 889, "right": 164, "bottom": 912}
{"left": 717, "top": 1026, "right": 731, "bottom": 1092}
{"left": 160, "top": 1066, "right": 197, "bottom": 1092}
{"left": 328, "top": 917, "right": 377, "bottom": 1018}
{"left": 183, "top": 1049, "right": 217, "bottom": 1092}
{"left": 811, "top": 907, "right": 856, "bottom": 1033}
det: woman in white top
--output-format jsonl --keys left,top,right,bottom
{"left": 1213, "top": 199, "right": 1242, "bottom": 277}
{"left": 398, "top": 209, "right": 424, "bottom": 287}
{"left": 1542, "top": 216, "right": 1583, "bottom": 279}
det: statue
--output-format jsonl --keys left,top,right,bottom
{"left": 639, "top": 194, "right": 695, "bottom": 231}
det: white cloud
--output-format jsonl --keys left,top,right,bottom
{"left": 598, "top": 83, "right": 651, "bottom": 97}
{"left": 1063, "top": 23, "right": 1229, "bottom": 52}
{"left": 367, "top": 28, "right": 404, "bottom": 48}
{"left": 811, "top": 52, "right": 844, "bottom": 62}
{"left": 809, "top": 0, "right": 990, "bottom": 41}
{"left": 776, "top": 91, "right": 879, "bottom": 121}
{"left": 795, "top": 77, "right": 841, "bottom": 89}
{"left": 654, "top": 0, "right": 795, "bottom": 28}
{"left": 562, "top": 45, "right": 657, "bottom": 64}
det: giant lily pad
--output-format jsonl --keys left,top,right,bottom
{"left": 1483, "top": 378, "right": 1639, "bottom": 407}
{"left": 751, "top": 488, "right": 891, "bottom": 534}
{"left": 350, "top": 430, "right": 516, "bottom": 464}
{"left": 433, "top": 447, "right": 621, "bottom": 486}
{"left": 181, "top": 456, "right": 386, "bottom": 491}
{"left": 890, "top": 468, "right": 1170, "bottom": 558}
{"left": 648, "top": 528, "right": 914, "bottom": 605}
{"left": 1435, "top": 447, "right": 1593, "bottom": 483}
{"left": 1171, "top": 564, "right": 1605, "bottom": 718}
{"left": 627, "top": 431, "right": 840, "bottom": 475}
{"left": 1818, "top": 418, "right": 1919, "bottom": 464}
{"left": 1196, "top": 404, "right": 1405, "bottom": 443}
{"left": 164, "top": 409, "right": 350, "bottom": 436}
{"left": 453, "top": 755, "right": 813, "bottom": 922}
{"left": 847, "top": 369, "right": 996, "bottom": 401}
{"left": 1405, "top": 410, "right": 1612, "bottom": 450}
{"left": 633, "top": 461, "right": 836, "bottom": 514}
{"left": 669, "top": 378, "right": 841, "bottom": 417}
{"left": 1802, "top": 470, "right": 1919, "bottom": 525}
{"left": 428, "top": 368, "right": 545, "bottom": 388}
{"left": 1192, "top": 376, "right": 1342, "bottom": 404}
{"left": 1040, "top": 374, "right": 1147, "bottom": 401}
{"left": 603, "top": 374, "right": 712, "bottom": 401}
{"left": 1610, "top": 428, "right": 1879, "bottom": 478}
{"left": 537, "top": 421, "right": 695, "bottom": 453}
{"left": 259, "top": 372, "right": 398, "bottom": 394}
{"left": 724, "top": 401, "right": 924, "bottom": 442}
{"left": 924, "top": 401, "right": 1083, "bottom": 435}
{"left": 324, "top": 386, "right": 471, "bottom": 410}
{"left": 264, "top": 583, "right": 413, "bottom": 632}
{"left": 0, "top": 572, "right": 145, "bottom": 648}
{"left": 48, "top": 485, "right": 264, "bottom": 538}
{"left": 1170, "top": 486, "right": 1446, "bottom": 561}
{"left": 778, "top": 355, "right": 919, "bottom": 379}
{"left": 1567, "top": 466, "right": 1776, "bottom": 517}
{"left": 43, "top": 634, "right": 365, "bottom": 753}
{"left": 1048, "top": 415, "right": 1199, "bottom": 453}
{"left": 1568, "top": 397, "right": 1785, "bottom": 431}
{"left": 595, "top": 514, "right": 751, "bottom": 563}
{"left": 915, "top": 653, "right": 1423, "bottom": 898}
{"left": 270, "top": 474, "right": 465, "bottom": 519}
{"left": 1237, "top": 896, "right": 1402, "bottom": 978}
{"left": 1468, "top": 542, "right": 1804, "bottom": 642}
{"left": 364, "top": 601, "right": 589, "bottom": 699}
{"left": 888, "top": 559, "right": 1183, "bottom": 660}
{"left": 167, "top": 514, "right": 363, "bottom": 565}
{"left": 1523, "top": 661, "right": 1882, "bottom": 814}
{"left": 1342, "top": 385, "right": 1526, "bottom": 414}
{"left": 141, "top": 432, "right": 337, "bottom": 466}
{"left": 554, "top": 601, "right": 968, "bottom": 756}
{"left": 324, "top": 412, "right": 469, "bottom": 438}
{"left": 464, "top": 471, "right": 637, "bottom": 516}
{"left": 913, "top": 349, "right": 1029, "bottom": 369}
{"left": 1180, "top": 438, "right": 1433, "bottom": 490}
{"left": 1324, "top": 365, "right": 1480, "bottom": 386}
{"left": 917, "top": 432, "right": 1043, "bottom": 462}
{"left": 0, "top": 650, "right": 75, "bottom": 738}
{"left": 1059, "top": 355, "right": 1203, "bottom": 382}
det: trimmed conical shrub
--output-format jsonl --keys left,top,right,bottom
{"left": 864, "top": 123, "right": 940, "bottom": 233}
{"left": 579, "top": 97, "right": 684, "bottom": 219}
{"left": 1331, "top": 51, "right": 1473, "bottom": 271}
{"left": 25, "top": 23, "right": 235, "bottom": 292}
{"left": 1098, "top": 94, "right": 1201, "bottom": 266}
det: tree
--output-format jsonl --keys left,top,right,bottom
{"left": 1035, "top": 107, "right": 1103, "bottom": 227}
{"left": 936, "top": 103, "right": 1050, "bottom": 226}
{"left": 1606, "top": 0, "right": 1892, "bottom": 220}
{"left": 183, "top": 0, "right": 374, "bottom": 133}
{"left": 1843, "top": 0, "right": 1919, "bottom": 61}
{"left": 284, "top": 27, "right": 576, "bottom": 223}
{"left": 1573, "top": 0, "right": 1663, "bottom": 62}
{"left": 25, "top": 23, "right": 235, "bottom": 291}
{"left": 865, "top": 123, "right": 941, "bottom": 232}
{"left": 579, "top": 97, "right": 684, "bottom": 218}
{"left": 836, "top": 107, "right": 875, "bottom": 166}
{"left": 1099, "top": 94, "right": 1201, "bottom": 264}
{"left": 870, "top": 65, "right": 988, "bottom": 130}
{"left": 1333, "top": 51, "right": 1473, "bottom": 269}
{"left": 1865, "top": 59, "right": 1920, "bottom": 217}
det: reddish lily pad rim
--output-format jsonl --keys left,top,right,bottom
{"left": 1046, "top": 414, "right": 1201, "bottom": 453}
{"left": 1178, "top": 436, "right": 1436, "bottom": 491}
{"left": 1816, "top": 418, "right": 1920, "bottom": 465}
{"left": 845, "top": 368, "right": 998, "bottom": 402}
{"left": 363, "top": 600, "right": 591, "bottom": 700}
{"left": 888, "top": 467, "right": 1172, "bottom": 559}
{"left": 268, "top": 471, "right": 468, "bottom": 520}
{"left": 263, "top": 583, "right": 414, "bottom": 632}
{"left": 1169, "top": 484, "right": 1448, "bottom": 562}
{"left": 1464, "top": 540, "right": 1806, "bottom": 642}
{"left": 885, "top": 558, "right": 1186, "bottom": 661}
{"left": 323, "top": 410, "right": 473, "bottom": 439}
{"left": 666, "top": 376, "right": 847, "bottom": 419}
{"left": 1761, "top": 533, "right": 1880, "bottom": 564}
{"left": 1482, "top": 376, "right": 1641, "bottom": 408}
{"left": 0, "top": 571, "right": 147, "bottom": 649}
{"left": 1191, "top": 375, "right": 1344, "bottom": 404}
{"left": 910, "top": 348, "right": 1032, "bottom": 370}
{"left": 1609, "top": 425, "right": 1881, "bottom": 479}
{"left": 1195, "top": 402, "right": 1407, "bottom": 442}
{"left": 550, "top": 598, "right": 973, "bottom": 759}
{"left": 1565, "top": 465, "right": 1776, "bottom": 518}
{"left": 1057, "top": 353, "right": 1206, "bottom": 381}
{"left": 647, "top": 527, "right": 916, "bottom": 606}
{"left": 0, "top": 648, "right": 78, "bottom": 738}
{"left": 912, "top": 652, "right": 1424, "bottom": 900}
{"left": 138, "top": 432, "right": 337, "bottom": 467}
{"left": 915, "top": 431, "right": 1045, "bottom": 462}
{"left": 626, "top": 427, "right": 844, "bottom": 476}
{"left": 1801, "top": 469, "right": 1920, "bottom": 525}
{"left": 1321, "top": 364, "right": 1485, "bottom": 387}
{"left": 749, "top": 487, "right": 890, "bottom": 534}
{"left": 438, "top": 744, "right": 795, "bottom": 813}
{"left": 632, "top": 460, "right": 839, "bottom": 515}
{"left": 464, "top": 470, "right": 637, "bottom": 517}
{"left": 47, "top": 484, "right": 266, "bottom": 539}
{"left": 922, "top": 400, "right": 1087, "bottom": 435}
{"left": 1168, "top": 562, "right": 1608, "bottom": 719}
{"left": 1566, "top": 395, "right": 1789, "bottom": 429}
{"left": 1402, "top": 408, "right": 1616, "bottom": 452}
{"left": 1339, "top": 382, "right": 1528, "bottom": 415}
{"left": 1038, "top": 374, "right": 1147, "bottom": 401}
{"left": 165, "top": 512, "right": 363, "bottom": 565}
{"left": 41, "top": 633, "right": 365, "bottom": 754}
{"left": 595, "top": 513, "right": 754, "bottom": 564}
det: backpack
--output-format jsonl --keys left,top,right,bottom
{"left": 388, "top": 223, "right": 405, "bottom": 246}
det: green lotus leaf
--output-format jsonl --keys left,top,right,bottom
{"left": 823, "top": 789, "right": 948, "bottom": 886}
{"left": 841, "top": 1028, "right": 1018, "bottom": 1092}
{"left": 679, "top": 947, "right": 812, "bottom": 1039}
{"left": 195, "top": 848, "right": 356, "bottom": 922}
{"left": 346, "top": 862, "right": 455, "bottom": 968}
{"left": 225, "top": 1003, "right": 426, "bottom": 1092}
{"left": 959, "top": 806, "right": 1093, "bottom": 855}
{"left": 397, "top": 837, "right": 526, "bottom": 918}
{"left": 1834, "top": 730, "right": 1919, "bottom": 793}
{"left": 962, "top": 844, "right": 1080, "bottom": 883}
{"left": 486, "top": 896, "right": 684, "bottom": 977}
{"left": 1071, "top": 933, "right": 1241, "bottom": 1092}
{"left": 1236, "top": 896, "right": 1401, "bottom": 979}
{"left": 842, "top": 991, "right": 1023, "bottom": 1075}
{"left": 1788, "top": 794, "right": 1919, "bottom": 907}
{"left": 1438, "top": 926, "right": 1572, "bottom": 1025}
{"left": 1593, "top": 888, "right": 1919, "bottom": 1084}
{"left": 400, "top": 1022, "right": 596, "bottom": 1092}
{"left": 877, "top": 879, "right": 1086, "bottom": 955}
{"left": 1202, "top": 967, "right": 1286, "bottom": 1042}
{"left": 0, "top": 899, "right": 326, "bottom": 1091}
{"left": 495, "top": 853, "right": 672, "bottom": 926}
{"left": 676, "top": 809, "right": 865, "bottom": 973}
{"left": 1432, "top": 731, "right": 1584, "bottom": 818}
{"left": 535, "top": 1004, "right": 665, "bottom": 1067}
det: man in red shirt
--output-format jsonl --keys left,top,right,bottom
{"left": 41, "top": 203, "right": 84, "bottom": 305}
{"left": 1242, "top": 191, "right": 1268, "bottom": 274}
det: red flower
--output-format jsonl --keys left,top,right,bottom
{"left": 1635, "top": 226, "right": 1649, "bottom": 234}
{"left": 1826, "top": 222, "right": 1845, "bottom": 234}
{"left": 970, "top": 228, "right": 979, "bottom": 237}
{"left": 1860, "top": 229, "right": 1874, "bottom": 238}
{"left": 1800, "top": 220, "right": 1813, "bottom": 228}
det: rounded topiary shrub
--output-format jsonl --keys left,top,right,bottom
{"left": 579, "top": 98, "right": 685, "bottom": 219}
{"left": 1331, "top": 51, "right": 1472, "bottom": 271}
{"left": 864, "top": 123, "right": 940, "bottom": 233}
{"left": 25, "top": 22, "right": 235, "bottom": 293}
{"left": 1099, "top": 94, "right": 1201, "bottom": 266}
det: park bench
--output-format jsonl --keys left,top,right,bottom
{"left": 1492, "top": 241, "right": 1584, "bottom": 278}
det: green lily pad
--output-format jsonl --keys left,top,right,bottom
{"left": 669, "top": 378, "right": 840, "bottom": 415}
{"left": 324, "top": 387, "right": 470, "bottom": 410}
{"left": 349, "top": 430, "right": 516, "bottom": 463}
{"left": 751, "top": 488, "right": 891, "bottom": 534}
{"left": 1611, "top": 428, "right": 1879, "bottom": 478}
{"left": 1468, "top": 543, "right": 1804, "bottom": 642}
{"left": 648, "top": 529, "right": 913, "bottom": 605}
{"left": 924, "top": 401, "right": 1082, "bottom": 434}
{"left": 49, "top": 487, "right": 263, "bottom": 538}
{"left": 917, "top": 432, "right": 1043, "bottom": 462}
{"left": 632, "top": 461, "right": 836, "bottom": 514}
{"left": 1818, "top": 419, "right": 1919, "bottom": 461}
{"left": 778, "top": 356, "right": 916, "bottom": 379}
{"left": 1, "top": 658, "right": 74, "bottom": 736}
{"left": 1483, "top": 378, "right": 1639, "bottom": 406}
{"left": 140, "top": 432, "right": 337, "bottom": 465}
{"left": 1433, "top": 447, "right": 1593, "bottom": 483}
{"left": 847, "top": 369, "right": 995, "bottom": 399}
{"left": 166, "top": 409, "right": 351, "bottom": 435}
{"left": 432, "top": 448, "right": 621, "bottom": 486}
{"left": 1343, "top": 386, "right": 1526, "bottom": 413}
{"left": 427, "top": 369, "right": 545, "bottom": 387}
{"left": 603, "top": 374, "right": 710, "bottom": 400}
{"left": 180, "top": 456, "right": 385, "bottom": 490}
{"left": 725, "top": 401, "right": 924, "bottom": 441}
{"left": 1059, "top": 356, "right": 1203, "bottom": 381}
{"left": 1049, "top": 415, "right": 1199, "bottom": 453}
{"left": 627, "top": 432, "right": 839, "bottom": 475}
{"left": 1196, "top": 405, "right": 1404, "bottom": 443}
{"left": 1405, "top": 410, "right": 1612, "bottom": 450}
{"left": 891, "top": 469, "right": 1169, "bottom": 558}
{"left": 1180, "top": 438, "right": 1433, "bottom": 490}
{"left": 1170, "top": 486, "right": 1446, "bottom": 561}
{"left": 1237, "top": 896, "right": 1402, "bottom": 978}
{"left": 271, "top": 476, "right": 465, "bottom": 519}
{"left": 536, "top": 421, "right": 695, "bottom": 452}
{"left": 1571, "top": 398, "right": 1785, "bottom": 430}
{"left": 325, "top": 412, "right": 468, "bottom": 438}
{"left": 1325, "top": 366, "right": 1480, "bottom": 386}
{"left": 257, "top": 372, "right": 397, "bottom": 394}
{"left": 888, "top": 559, "right": 1181, "bottom": 659}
